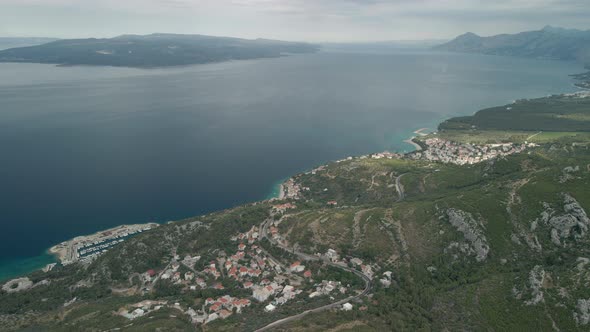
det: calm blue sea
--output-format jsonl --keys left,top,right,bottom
{"left": 0, "top": 50, "right": 583, "bottom": 280}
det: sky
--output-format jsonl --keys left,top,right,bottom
{"left": 0, "top": 0, "right": 589, "bottom": 42}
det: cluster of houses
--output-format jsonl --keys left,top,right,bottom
{"left": 121, "top": 209, "right": 377, "bottom": 326}
{"left": 279, "top": 178, "right": 308, "bottom": 200}
{"left": 409, "top": 138, "right": 531, "bottom": 165}
{"left": 309, "top": 280, "right": 347, "bottom": 298}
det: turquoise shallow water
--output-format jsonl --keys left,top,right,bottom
{"left": 0, "top": 50, "right": 583, "bottom": 281}
{"left": 0, "top": 253, "right": 56, "bottom": 282}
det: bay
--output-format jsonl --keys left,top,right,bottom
{"left": 0, "top": 50, "right": 582, "bottom": 280}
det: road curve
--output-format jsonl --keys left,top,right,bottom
{"left": 255, "top": 216, "right": 372, "bottom": 332}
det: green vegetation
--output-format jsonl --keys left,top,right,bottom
{"left": 440, "top": 95, "right": 590, "bottom": 132}
{"left": 2, "top": 94, "right": 590, "bottom": 331}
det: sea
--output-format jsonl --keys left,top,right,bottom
{"left": 0, "top": 49, "right": 584, "bottom": 280}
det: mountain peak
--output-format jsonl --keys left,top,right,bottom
{"left": 458, "top": 32, "right": 480, "bottom": 38}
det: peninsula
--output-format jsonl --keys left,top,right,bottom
{"left": 0, "top": 34, "right": 319, "bottom": 68}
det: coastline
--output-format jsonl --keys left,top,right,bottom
{"left": 403, "top": 137, "right": 423, "bottom": 151}
{"left": 48, "top": 223, "right": 159, "bottom": 267}
{"left": 403, "top": 128, "right": 431, "bottom": 152}
{"left": 2, "top": 68, "right": 582, "bottom": 280}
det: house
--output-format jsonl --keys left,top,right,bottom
{"left": 282, "top": 285, "right": 295, "bottom": 294}
{"left": 342, "top": 303, "right": 353, "bottom": 311}
{"left": 253, "top": 286, "right": 273, "bottom": 302}
{"left": 213, "top": 283, "right": 224, "bottom": 290}
{"left": 209, "top": 303, "right": 221, "bottom": 312}
{"left": 196, "top": 278, "right": 207, "bottom": 288}
{"left": 172, "top": 271, "right": 181, "bottom": 281}
{"left": 290, "top": 261, "right": 305, "bottom": 273}
{"left": 361, "top": 264, "right": 373, "bottom": 278}
{"left": 239, "top": 266, "right": 249, "bottom": 276}
{"left": 265, "top": 304, "right": 276, "bottom": 312}
{"left": 243, "top": 281, "right": 254, "bottom": 289}
{"left": 327, "top": 201, "right": 338, "bottom": 207}
{"left": 238, "top": 243, "right": 246, "bottom": 251}
{"left": 303, "top": 270, "right": 312, "bottom": 278}
{"left": 350, "top": 258, "right": 363, "bottom": 266}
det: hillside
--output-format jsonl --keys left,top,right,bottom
{"left": 0, "top": 37, "right": 58, "bottom": 51}
{"left": 439, "top": 94, "right": 590, "bottom": 133}
{"left": 1, "top": 94, "right": 590, "bottom": 331}
{"left": 434, "top": 26, "right": 590, "bottom": 64}
{"left": 0, "top": 34, "right": 319, "bottom": 68}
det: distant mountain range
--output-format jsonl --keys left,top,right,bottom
{"left": 0, "top": 37, "right": 59, "bottom": 51}
{"left": 0, "top": 34, "right": 319, "bottom": 68}
{"left": 434, "top": 26, "right": 590, "bottom": 64}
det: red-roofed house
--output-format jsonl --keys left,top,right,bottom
{"left": 239, "top": 266, "right": 248, "bottom": 276}
{"left": 290, "top": 261, "right": 305, "bottom": 273}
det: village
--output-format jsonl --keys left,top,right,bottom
{"left": 408, "top": 137, "right": 534, "bottom": 165}
{"left": 117, "top": 214, "right": 367, "bottom": 326}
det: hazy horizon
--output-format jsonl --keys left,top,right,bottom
{"left": 1, "top": 0, "right": 589, "bottom": 42}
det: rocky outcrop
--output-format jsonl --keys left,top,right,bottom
{"left": 525, "top": 265, "right": 545, "bottom": 306}
{"left": 541, "top": 194, "right": 590, "bottom": 247}
{"left": 574, "top": 299, "right": 590, "bottom": 325}
{"left": 445, "top": 209, "right": 490, "bottom": 262}
{"left": 1, "top": 277, "right": 33, "bottom": 293}
{"left": 559, "top": 166, "right": 580, "bottom": 183}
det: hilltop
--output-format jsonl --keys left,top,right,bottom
{"left": 434, "top": 26, "right": 590, "bottom": 64}
{"left": 1, "top": 93, "right": 590, "bottom": 331}
{"left": 0, "top": 34, "right": 319, "bottom": 68}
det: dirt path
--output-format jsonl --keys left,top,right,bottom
{"left": 352, "top": 209, "right": 373, "bottom": 248}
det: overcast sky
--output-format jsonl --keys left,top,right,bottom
{"left": 1, "top": 0, "right": 589, "bottom": 42}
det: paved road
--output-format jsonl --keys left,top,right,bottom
{"left": 255, "top": 215, "right": 372, "bottom": 332}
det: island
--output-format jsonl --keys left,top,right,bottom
{"left": 0, "top": 33, "right": 319, "bottom": 68}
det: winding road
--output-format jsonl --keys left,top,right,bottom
{"left": 255, "top": 169, "right": 407, "bottom": 331}
{"left": 255, "top": 215, "right": 372, "bottom": 332}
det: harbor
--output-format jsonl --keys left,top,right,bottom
{"left": 49, "top": 223, "right": 159, "bottom": 265}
